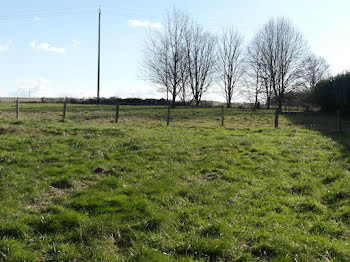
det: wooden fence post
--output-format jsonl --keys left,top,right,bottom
{"left": 62, "top": 100, "right": 67, "bottom": 122}
{"left": 221, "top": 106, "right": 224, "bottom": 127}
{"left": 16, "top": 98, "right": 19, "bottom": 119}
{"left": 115, "top": 102, "right": 120, "bottom": 123}
{"left": 311, "top": 112, "right": 314, "bottom": 129}
{"left": 167, "top": 105, "right": 171, "bottom": 126}
{"left": 274, "top": 108, "right": 279, "bottom": 128}
{"left": 337, "top": 109, "right": 343, "bottom": 132}
{"left": 302, "top": 112, "right": 305, "bottom": 126}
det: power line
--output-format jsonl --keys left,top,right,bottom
{"left": 0, "top": 7, "right": 145, "bottom": 18}
{"left": 0, "top": 7, "right": 148, "bottom": 24}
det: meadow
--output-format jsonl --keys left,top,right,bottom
{"left": 0, "top": 103, "right": 350, "bottom": 261}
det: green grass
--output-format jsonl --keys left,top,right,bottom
{"left": 0, "top": 103, "right": 350, "bottom": 261}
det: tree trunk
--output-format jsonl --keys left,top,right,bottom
{"left": 227, "top": 95, "right": 231, "bottom": 108}
{"left": 194, "top": 94, "right": 200, "bottom": 107}
{"left": 195, "top": 99, "right": 200, "bottom": 107}
{"left": 266, "top": 97, "right": 270, "bottom": 109}
{"left": 172, "top": 92, "right": 176, "bottom": 108}
{"left": 278, "top": 99, "right": 283, "bottom": 113}
{"left": 254, "top": 93, "right": 258, "bottom": 111}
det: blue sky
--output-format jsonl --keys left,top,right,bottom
{"left": 0, "top": 0, "right": 349, "bottom": 100}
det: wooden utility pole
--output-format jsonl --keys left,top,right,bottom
{"left": 97, "top": 7, "right": 101, "bottom": 104}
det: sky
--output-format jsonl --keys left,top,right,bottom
{"left": 0, "top": 0, "right": 349, "bottom": 101}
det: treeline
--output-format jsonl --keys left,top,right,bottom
{"left": 142, "top": 7, "right": 331, "bottom": 111}
{"left": 36, "top": 97, "right": 174, "bottom": 105}
{"left": 313, "top": 71, "right": 350, "bottom": 112}
{"left": 20, "top": 97, "right": 221, "bottom": 107}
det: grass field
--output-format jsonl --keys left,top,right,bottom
{"left": 1, "top": 103, "right": 350, "bottom": 261}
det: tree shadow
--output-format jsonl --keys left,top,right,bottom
{"left": 283, "top": 112, "right": 350, "bottom": 155}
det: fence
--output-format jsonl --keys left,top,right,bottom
{"left": 0, "top": 100, "right": 347, "bottom": 132}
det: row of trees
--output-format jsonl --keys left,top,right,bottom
{"left": 313, "top": 71, "right": 350, "bottom": 112}
{"left": 142, "top": 8, "right": 330, "bottom": 111}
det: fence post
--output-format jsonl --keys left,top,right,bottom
{"left": 167, "top": 105, "right": 171, "bottom": 126}
{"left": 309, "top": 112, "right": 313, "bottom": 130}
{"left": 274, "top": 108, "right": 279, "bottom": 128}
{"left": 16, "top": 98, "right": 19, "bottom": 119}
{"left": 303, "top": 112, "right": 307, "bottom": 127}
{"left": 337, "top": 109, "right": 343, "bottom": 132}
{"left": 221, "top": 106, "right": 224, "bottom": 126}
{"left": 115, "top": 102, "right": 120, "bottom": 123}
{"left": 62, "top": 100, "right": 67, "bottom": 122}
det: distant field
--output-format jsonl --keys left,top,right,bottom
{"left": 0, "top": 104, "right": 350, "bottom": 261}
{"left": 0, "top": 102, "right": 343, "bottom": 129}
{"left": 0, "top": 103, "right": 280, "bottom": 128}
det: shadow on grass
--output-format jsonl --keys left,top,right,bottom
{"left": 284, "top": 112, "right": 350, "bottom": 155}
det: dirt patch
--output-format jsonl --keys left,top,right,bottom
{"left": 94, "top": 166, "right": 116, "bottom": 175}
{"left": 26, "top": 203, "right": 47, "bottom": 212}
{"left": 0, "top": 126, "right": 20, "bottom": 135}
{"left": 201, "top": 173, "right": 218, "bottom": 181}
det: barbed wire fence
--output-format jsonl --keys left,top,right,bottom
{"left": 0, "top": 98, "right": 347, "bottom": 133}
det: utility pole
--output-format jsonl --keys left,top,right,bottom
{"left": 97, "top": 6, "right": 101, "bottom": 104}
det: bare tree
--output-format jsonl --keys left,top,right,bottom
{"left": 242, "top": 71, "right": 264, "bottom": 110}
{"left": 302, "top": 53, "right": 330, "bottom": 90}
{"left": 142, "top": 35, "right": 169, "bottom": 100}
{"left": 185, "top": 23, "right": 216, "bottom": 107}
{"left": 142, "top": 8, "right": 190, "bottom": 107}
{"left": 179, "top": 47, "right": 191, "bottom": 105}
{"left": 246, "top": 35, "right": 272, "bottom": 109}
{"left": 245, "top": 39, "right": 263, "bottom": 109}
{"left": 217, "top": 28, "right": 245, "bottom": 108}
{"left": 253, "top": 18, "right": 307, "bottom": 112}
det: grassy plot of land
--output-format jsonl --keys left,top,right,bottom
{"left": 0, "top": 104, "right": 350, "bottom": 261}
{"left": 0, "top": 103, "right": 282, "bottom": 128}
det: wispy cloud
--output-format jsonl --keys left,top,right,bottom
{"left": 72, "top": 40, "right": 81, "bottom": 48}
{"left": 15, "top": 78, "right": 50, "bottom": 97}
{"left": 33, "top": 16, "right": 41, "bottom": 22}
{"left": 128, "top": 19, "right": 162, "bottom": 29}
{"left": 0, "top": 40, "right": 12, "bottom": 51}
{"left": 30, "top": 41, "right": 65, "bottom": 53}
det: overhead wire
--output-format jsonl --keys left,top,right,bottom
{"left": 0, "top": 6, "right": 261, "bottom": 34}
{"left": 0, "top": 7, "right": 149, "bottom": 24}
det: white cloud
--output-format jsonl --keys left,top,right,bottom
{"left": 33, "top": 16, "right": 41, "bottom": 22}
{"left": 128, "top": 19, "right": 162, "bottom": 29}
{"left": 72, "top": 40, "right": 81, "bottom": 48}
{"left": 15, "top": 78, "right": 50, "bottom": 97}
{"left": 29, "top": 41, "right": 65, "bottom": 53}
{"left": 0, "top": 40, "right": 12, "bottom": 51}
